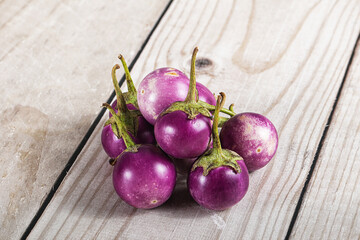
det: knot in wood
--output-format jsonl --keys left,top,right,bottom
{"left": 195, "top": 58, "right": 213, "bottom": 69}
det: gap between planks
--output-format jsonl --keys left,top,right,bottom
{"left": 284, "top": 32, "right": 360, "bottom": 240}
{"left": 20, "top": 1, "right": 174, "bottom": 239}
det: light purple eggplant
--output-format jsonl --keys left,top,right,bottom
{"left": 137, "top": 67, "right": 216, "bottom": 125}
{"left": 220, "top": 112, "right": 278, "bottom": 172}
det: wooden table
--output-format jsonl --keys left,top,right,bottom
{"left": 1, "top": 0, "right": 359, "bottom": 239}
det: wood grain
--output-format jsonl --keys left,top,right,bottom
{"left": 290, "top": 39, "right": 360, "bottom": 240}
{"left": 0, "top": 1, "right": 169, "bottom": 239}
{"left": 28, "top": 0, "right": 360, "bottom": 239}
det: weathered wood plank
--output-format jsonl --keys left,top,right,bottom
{"left": 0, "top": 1, "right": 169, "bottom": 239}
{"left": 290, "top": 39, "right": 360, "bottom": 239}
{"left": 28, "top": 0, "right": 360, "bottom": 239}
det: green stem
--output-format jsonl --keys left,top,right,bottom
{"left": 118, "top": 54, "right": 137, "bottom": 95}
{"left": 184, "top": 47, "right": 199, "bottom": 103}
{"left": 111, "top": 65, "right": 129, "bottom": 114}
{"left": 229, "top": 104, "right": 234, "bottom": 113}
{"left": 199, "top": 101, "right": 236, "bottom": 117}
{"left": 220, "top": 107, "right": 235, "bottom": 116}
{"left": 103, "top": 103, "right": 136, "bottom": 148}
{"left": 213, "top": 93, "right": 226, "bottom": 152}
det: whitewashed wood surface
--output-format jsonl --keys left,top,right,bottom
{"left": 291, "top": 39, "right": 360, "bottom": 240}
{"left": 1, "top": 0, "right": 360, "bottom": 239}
{"left": 22, "top": 0, "right": 360, "bottom": 239}
{"left": 0, "top": 0, "right": 169, "bottom": 239}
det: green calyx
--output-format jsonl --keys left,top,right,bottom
{"left": 104, "top": 103, "right": 142, "bottom": 139}
{"left": 160, "top": 47, "right": 211, "bottom": 119}
{"left": 191, "top": 92, "right": 243, "bottom": 176}
{"left": 103, "top": 64, "right": 144, "bottom": 153}
{"left": 160, "top": 101, "right": 211, "bottom": 119}
{"left": 191, "top": 148, "right": 242, "bottom": 176}
{"left": 118, "top": 54, "right": 139, "bottom": 109}
{"left": 158, "top": 47, "right": 235, "bottom": 121}
{"left": 109, "top": 64, "right": 142, "bottom": 137}
{"left": 103, "top": 103, "right": 137, "bottom": 149}
{"left": 198, "top": 101, "right": 236, "bottom": 117}
{"left": 159, "top": 48, "right": 236, "bottom": 121}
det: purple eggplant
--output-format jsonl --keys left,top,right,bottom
{"left": 101, "top": 64, "right": 155, "bottom": 159}
{"left": 220, "top": 112, "right": 278, "bottom": 172}
{"left": 137, "top": 67, "right": 216, "bottom": 125}
{"left": 154, "top": 48, "right": 212, "bottom": 159}
{"left": 113, "top": 144, "right": 176, "bottom": 209}
{"left": 188, "top": 93, "right": 249, "bottom": 210}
